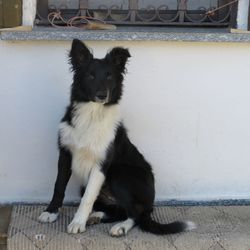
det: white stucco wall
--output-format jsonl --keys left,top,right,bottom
{"left": 0, "top": 40, "right": 250, "bottom": 203}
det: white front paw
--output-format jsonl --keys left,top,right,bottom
{"left": 67, "top": 216, "right": 86, "bottom": 234}
{"left": 38, "top": 211, "right": 58, "bottom": 223}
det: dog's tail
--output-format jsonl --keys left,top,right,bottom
{"left": 138, "top": 213, "right": 195, "bottom": 235}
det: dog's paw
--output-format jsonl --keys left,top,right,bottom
{"left": 109, "top": 219, "right": 134, "bottom": 237}
{"left": 67, "top": 216, "right": 86, "bottom": 234}
{"left": 38, "top": 211, "right": 58, "bottom": 223}
{"left": 87, "top": 211, "right": 105, "bottom": 226}
{"left": 110, "top": 223, "right": 127, "bottom": 237}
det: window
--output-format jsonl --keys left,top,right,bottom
{"left": 36, "top": 0, "right": 238, "bottom": 28}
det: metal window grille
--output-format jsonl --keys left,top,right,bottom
{"left": 36, "top": 0, "right": 238, "bottom": 28}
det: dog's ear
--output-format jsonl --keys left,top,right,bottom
{"left": 69, "top": 39, "right": 93, "bottom": 71}
{"left": 105, "top": 47, "right": 131, "bottom": 73}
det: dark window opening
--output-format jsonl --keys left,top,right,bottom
{"left": 36, "top": 0, "right": 238, "bottom": 28}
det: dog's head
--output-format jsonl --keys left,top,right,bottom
{"left": 69, "top": 39, "right": 130, "bottom": 105}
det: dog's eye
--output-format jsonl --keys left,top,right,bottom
{"left": 107, "top": 73, "right": 112, "bottom": 80}
{"left": 86, "top": 74, "right": 95, "bottom": 80}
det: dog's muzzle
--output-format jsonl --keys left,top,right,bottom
{"left": 95, "top": 90, "right": 110, "bottom": 104}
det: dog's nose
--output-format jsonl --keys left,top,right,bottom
{"left": 96, "top": 90, "right": 108, "bottom": 100}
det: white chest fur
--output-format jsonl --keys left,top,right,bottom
{"left": 59, "top": 102, "right": 121, "bottom": 185}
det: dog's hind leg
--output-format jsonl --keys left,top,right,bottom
{"left": 108, "top": 202, "right": 141, "bottom": 237}
{"left": 94, "top": 201, "right": 127, "bottom": 222}
{"left": 87, "top": 210, "right": 128, "bottom": 226}
{"left": 107, "top": 170, "right": 154, "bottom": 237}
{"left": 87, "top": 211, "right": 107, "bottom": 225}
{"left": 109, "top": 218, "right": 135, "bottom": 237}
{"left": 38, "top": 148, "right": 72, "bottom": 223}
{"left": 87, "top": 201, "right": 127, "bottom": 226}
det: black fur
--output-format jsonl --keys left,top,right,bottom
{"left": 45, "top": 39, "right": 189, "bottom": 235}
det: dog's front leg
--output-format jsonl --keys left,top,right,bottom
{"left": 38, "top": 148, "right": 72, "bottom": 222}
{"left": 67, "top": 166, "right": 105, "bottom": 234}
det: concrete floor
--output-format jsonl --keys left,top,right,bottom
{"left": 7, "top": 205, "right": 250, "bottom": 250}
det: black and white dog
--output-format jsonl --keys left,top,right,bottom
{"left": 38, "top": 39, "right": 195, "bottom": 236}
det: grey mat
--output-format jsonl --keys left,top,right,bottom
{"left": 7, "top": 205, "right": 250, "bottom": 250}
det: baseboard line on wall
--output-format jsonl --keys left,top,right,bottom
{"left": 155, "top": 199, "right": 250, "bottom": 206}
{"left": 1, "top": 199, "right": 250, "bottom": 206}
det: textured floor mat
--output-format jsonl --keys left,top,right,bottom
{"left": 7, "top": 205, "right": 250, "bottom": 250}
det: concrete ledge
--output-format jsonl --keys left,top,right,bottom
{"left": 1, "top": 27, "right": 250, "bottom": 42}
